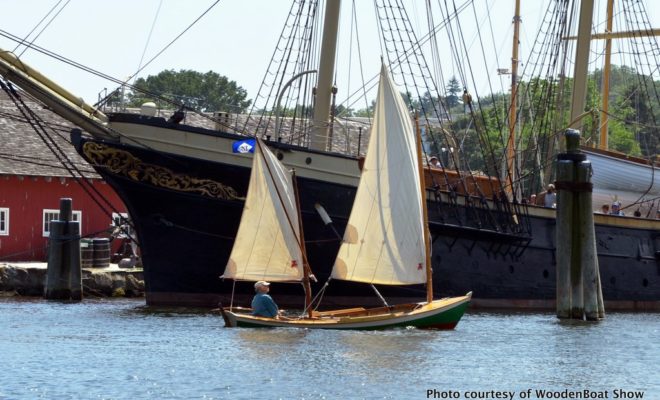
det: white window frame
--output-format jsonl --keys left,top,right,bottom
{"left": 43, "top": 209, "right": 82, "bottom": 237}
{"left": 0, "top": 208, "right": 8, "bottom": 235}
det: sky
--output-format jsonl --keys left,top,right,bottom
{"left": 1, "top": 0, "right": 658, "bottom": 110}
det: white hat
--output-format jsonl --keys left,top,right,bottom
{"left": 254, "top": 281, "right": 270, "bottom": 290}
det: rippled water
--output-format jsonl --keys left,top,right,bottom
{"left": 1, "top": 298, "right": 658, "bottom": 400}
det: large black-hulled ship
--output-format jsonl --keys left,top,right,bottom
{"left": 2, "top": 0, "right": 659, "bottom": 310}
{"left": 71, "top": 112, "right": 660, "bottom": 310}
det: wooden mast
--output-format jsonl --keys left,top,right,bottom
{"left": 506, "top": 0, "right": 521, "bottom": 198}
{"left": 292, "top": 170, "right": 313, "bottom": 318}
{"left": 311, "top": 0, "right": 341, "bottom": 151}
{"left": 561, "top": 0, "right": 659, "bottom": 149}
{"left": 569, "top": 0, "right": 595, "bottom": 130}
{"left": 414, "top": 112, "right": 433, "bottom": 304}
{"left": 599, "top": 0, "right": 614, "bottom": 150}
{"left": 254, "top": 139, "right": 313, "bottom": 317}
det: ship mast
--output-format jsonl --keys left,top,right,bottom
{"left": 310, "top": 0, "right": 341, "bottom": 151}
{"left": 292, "top": 170, "right": 313, "bottom": 319}
{"left": 569, "top": 0, "right": 595, "bottom": 130}
{"left": 567, "top": 0, "right": 659, "bottom": 147}
{"left": 597, "top": 1, "right": 660, "bottom": 150}
{"left": 506, "top": 0, "right": 521, "bottom": 198}
{"left": 415, "top": 113, "right": 433, "bottom": 304}
{"left": 599, "top": 0, "right": 614, "bottom": 150}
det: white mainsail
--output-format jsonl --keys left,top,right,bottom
{"left": 332, "top": 64, "right": 427, "bottom": 285}
{"left": 223, "top": 138, "right": 304, "bottom": 282}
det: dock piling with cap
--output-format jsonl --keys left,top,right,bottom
{"left": 44, "top": 198, "right": 82, "bottom": 301}
{"left": 555, "top": 129, "right": 604, "bottom": 320}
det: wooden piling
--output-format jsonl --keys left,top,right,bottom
{"left": 563, "top": 131, "right": 584, "bottom": 319}
{"left": 68, "top": 221, "right": 83, "bottom": 301}
{"left": 556, "top": 159, "right": 573, "bottom": 318}
{"left": 44, "top": 198, "right": 82, "bottom": 301}
{"left": 576, "top": 161, "right": 599, "bottom": 320}
{"left": 45, "top": 221, "right": 70, "bottom": 300}
{"left": 570, "top": 205, "right": 584, "bottom": 320}
{"left": 59, "top": 198, "right": 72, "bottom": 222}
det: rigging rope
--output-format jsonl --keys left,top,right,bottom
{"left": 134, "top": 0, "right": 164, "bottom": 83}
{"left": 13, "top": 0, "right": 71, "bottom": 57}
{"left": 104, "top": 0, "right": 223, "bottom": 104}
{"left": 0, "top": 81, "right": 139, "bottom": 245}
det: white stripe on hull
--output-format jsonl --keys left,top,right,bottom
{"left": 111, "top": 121, "right": 362, "bottom": 187}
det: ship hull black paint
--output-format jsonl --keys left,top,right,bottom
{"left": 73, "top": 134, "right": 660, "bottom": 311}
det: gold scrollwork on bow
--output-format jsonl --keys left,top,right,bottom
{"left": 82, "top": 142, "right": 244, "bottom": 200}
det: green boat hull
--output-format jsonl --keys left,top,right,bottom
{"left": 222, "top": 293, "right": 472, "bottom": 330}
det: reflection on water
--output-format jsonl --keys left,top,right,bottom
{"left": 337, "top": 329, "right": 432, "bottom": 370}
{"left": 1, "top": 298, "right": 658, "bottom": 399}
{"left": 235, "top": 328, "right": 311, "bottom": 361}
{"left": 237, "top": 327, "right": 310, "bottom": 346}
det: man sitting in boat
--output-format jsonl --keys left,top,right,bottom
{"left": 252, "top": 281, "right": 279, "bottom": 318}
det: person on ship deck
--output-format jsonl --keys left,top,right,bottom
{"left": 543, "top": 184, "right": 557, "bottom": 208}
{"left": 610, "top": 201, "right": 625, "bottom": 216}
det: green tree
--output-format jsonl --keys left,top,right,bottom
{"left": 127, "top": 69, "right": 252, "bottom": 113}
{"left": 608, "top": 119, "right": 642, "bottom": 155}
{"left": 354, "top": 100, "right": 376, "bottom": 117}
{"left": 613, "top": 84, "right": 653, "bottom": 156}
{"left": 334, "top": 104, "right": 354, "bottom": 117}
{"left": 419, "top": 91, "right": 442, "bottom": 115}
{"left": 277, "top": 104, "right": 313, "bottom": 118}
{"left": 446, "top": 76, "right": 461, "bottom": 109}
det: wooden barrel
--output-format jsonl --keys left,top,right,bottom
{"left": 80, "top": 238, "right": 93, "bottom": 268}
{"left": 92, "top": 238, "right": 111, "bottom": 268}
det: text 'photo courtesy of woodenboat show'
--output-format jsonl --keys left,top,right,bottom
{"left": 1, "top": 0, "right": 659, "bottom": 399}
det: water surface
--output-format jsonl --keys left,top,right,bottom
{"left": 1, "top": 298, "right": 657, "bottom": 399}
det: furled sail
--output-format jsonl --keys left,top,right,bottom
{"left": 223, "top": 138, "right": 304, "bottom": 282}
{"left": 331, "top": 64, "right": 426, "bottom": 285}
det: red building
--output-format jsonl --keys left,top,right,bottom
{"left": 0, "top": 89, "right": 127, "bottom": 261}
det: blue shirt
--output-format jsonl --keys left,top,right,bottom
{"left": 251, "top": 293, "right": 279, "bottom": 318}
{"left": 544, "top": 192, "right": 556, "bottom": 208}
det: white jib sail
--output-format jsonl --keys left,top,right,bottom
{"left": 223, "top": 138, "right": 304, "bottom": 282}
{"left": 331, "top": 63, "right": 427, "bottom": 285}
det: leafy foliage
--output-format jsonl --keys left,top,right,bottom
{"left": 417, "top": 66, "right": 658, "bottom": 197}
{"left": 126, "top": 69, "right": 252, "bottom": 113}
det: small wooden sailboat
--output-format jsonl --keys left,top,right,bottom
{"left": 221, "top": 64, "right": 471, "bottom": 329}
